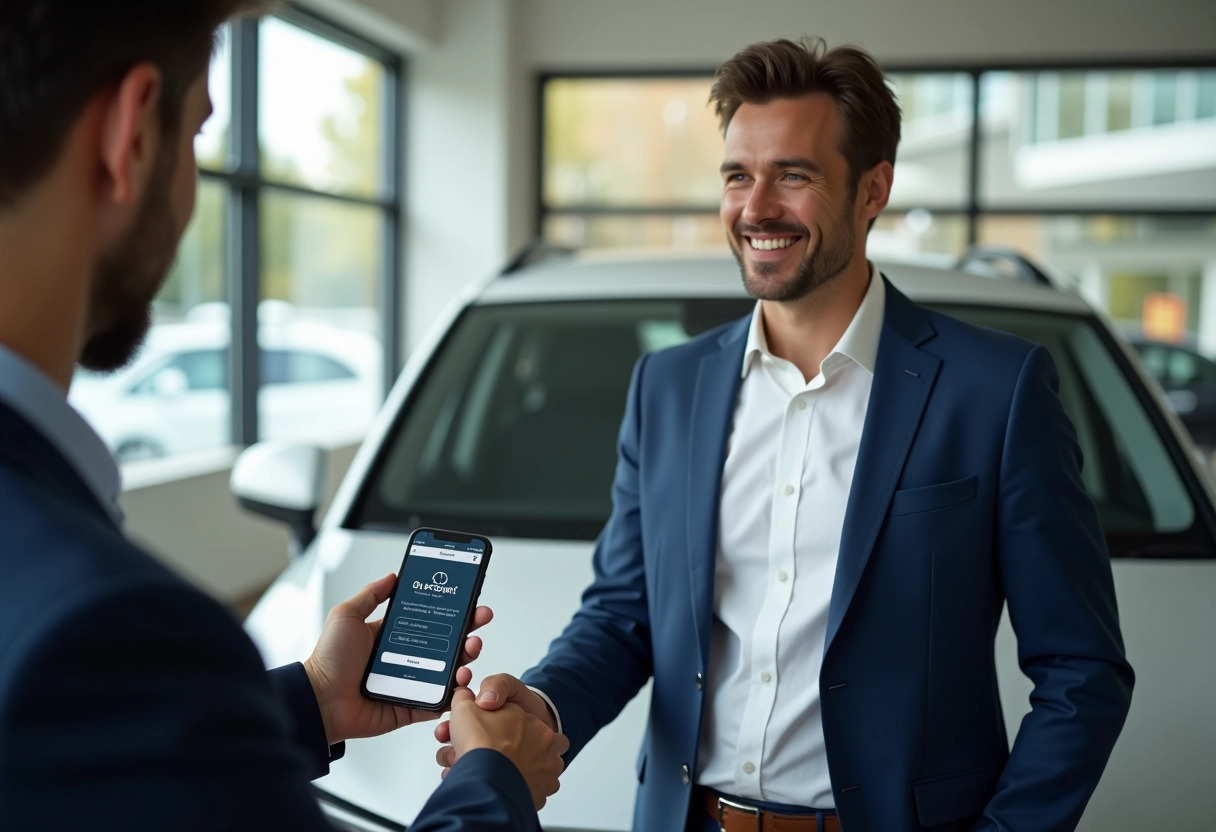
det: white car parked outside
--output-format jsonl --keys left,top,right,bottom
{"left": 71, "top": 303, "right": 381, "bottom": 462}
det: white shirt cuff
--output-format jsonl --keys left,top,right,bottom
{"left": 526, "top": 685, "right": 563, "bottom": 736}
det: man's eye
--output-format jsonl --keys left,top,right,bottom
{"left": 782, "top": 172, "right": 805, "bottom": 181}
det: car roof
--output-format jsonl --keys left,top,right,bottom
{"left": 476, "top": 249, "right": 1093, "bottom": 314}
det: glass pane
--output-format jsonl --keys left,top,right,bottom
{"left": 259, "top": 17, "right": 385, "bottom": 197}
{"left": 259, "top": 191, "right": 383, "bottom": 445}
{"left": 886, "top": 73, "right": 973, "bottom": 209}
{"left": 544, "top": 213, "right": 726, "bottom": 249}
{"left": 196, "top": 26, "right": 231, "bottom": 170}
{"left": 869, "top": 211, "right": 969, "bottom": 264}
{"left": 544, "top": 78, "right": 722, "bottom": 209}
{"left": 70, "top": 180, "right": 230, "bottom": 463}
{"left": 980, "top": 69, "right": 1216, "bottom": 208}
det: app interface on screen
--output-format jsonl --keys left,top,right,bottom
{"left": 365, "top": 531, "right": 485, "bottom": 704}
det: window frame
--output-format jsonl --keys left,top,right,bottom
{"left": 535, "top": 57, "right": 1216, "bottom": 249}
{"left": 200, "top": 4, "right": 404, "bottom": 448}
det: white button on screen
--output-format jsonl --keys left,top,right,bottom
{"left": 382, "top": 652, "right": 446, "bottom": 673}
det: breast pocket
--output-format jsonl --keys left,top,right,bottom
{"left": 889, "top": 475, "right": 978, "bottom": 517}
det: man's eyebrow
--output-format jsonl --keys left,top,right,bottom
{"left": 771, "top": 157, "right": 823, "bottom": 174}
{"left": 720, "top": 160, "right": 745, "bottom": 175}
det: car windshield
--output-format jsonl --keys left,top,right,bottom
{"left": 348, "top": 298, "right": 1214, "bottom": 558}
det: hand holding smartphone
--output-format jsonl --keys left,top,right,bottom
{"left": 361, "top": 527, "right": 492, "bottom": 711}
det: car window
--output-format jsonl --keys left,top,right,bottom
{"left": 262, "top": 349, "right": 355, "bottom": 385}
{"left": 130, "top": 349, "right": 227, "bottom": 393}
{"left": 348, "top": 299, "right": 1213, "bottom": 558}
{"left": 350, "top": 300, "right": 752, "bottom": 540}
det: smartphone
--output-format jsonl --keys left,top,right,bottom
{"left": 361, "top": 527, "right": 492, "bottom": 710}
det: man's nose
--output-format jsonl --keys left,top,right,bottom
{"left": 741, "top": 180, "right": 781, "bottom": 226}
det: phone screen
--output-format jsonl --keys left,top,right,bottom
{"left": 363, "top": 528, "right": 490, "bottom": 708}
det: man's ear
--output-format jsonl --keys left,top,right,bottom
{"left": 98, "top": 63, "right": 163, "bottom": 207}
{"left": 858, "top": 161, "right": 894, "bottom": 224}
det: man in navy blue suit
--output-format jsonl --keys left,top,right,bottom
{"left": 0, "top": 2, "right": 566, "bottom": 829}
{"left": 456, "top": 39, "right": 1135, "bottom": 831}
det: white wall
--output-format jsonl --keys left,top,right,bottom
{"left": 516, "top": 0, "right": 1215, "bottom": 67}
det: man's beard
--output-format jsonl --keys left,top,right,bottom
{"left": 79, "top": 146, "right": 180, "bottom": 373}
{"left": 731, "top": 194, "right": 856, "bottom": 303}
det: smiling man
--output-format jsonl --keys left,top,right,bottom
{"left": 465, "top": 37, "right": 1134, "bottom": 832}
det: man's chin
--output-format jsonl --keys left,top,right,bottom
{"left": 79, "top": 316, "right": 152, "bottom": 374}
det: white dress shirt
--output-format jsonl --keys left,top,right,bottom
{"left": 0, "top": 344, "right": 124, "bottom": 526}
{"left": 695, "top": 264, "right": 885, "bottom": 807}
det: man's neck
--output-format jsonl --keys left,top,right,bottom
{"left": 760, "top": 257, "right": 872, "bottom": 383}
{"left": 0, "top": 187, "right": 93, "bottom": 392}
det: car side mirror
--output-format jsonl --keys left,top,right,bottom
{"left": 151, "top": 366, "right": 188, "bottom": 397}
{"left": 230, "top": 441, "right": 326, "bottom": 557}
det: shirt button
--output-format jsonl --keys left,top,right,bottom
{"left": 681, "top": 764, "right": 691, "bottom": 785}
{"left": 777, "top": 570, "right": 788, "bottom": 582}
{"left": 743, "top": 761, "right": 756, "bottom": 774}
{"left": 784, "top": 484, "right": 794, "bottom": 496}
{"left": 760, "top": 671, "right": 772, "bottom": 683}
{"left": 796, "top": 399, "right": 807, "bottom": 410}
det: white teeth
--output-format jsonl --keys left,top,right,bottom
{"left": 748, "top": 237, "right": 797, "bottom": 251}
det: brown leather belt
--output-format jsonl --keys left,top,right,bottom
{"left": 699, "top": 787, "right": 842, "bottom": 832}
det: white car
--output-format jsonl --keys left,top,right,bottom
{"left": 238, "top": 250, "right": 1216, "bottom": 832}
{"left": 71, "top": 306, "right": 381, "bottom": 462}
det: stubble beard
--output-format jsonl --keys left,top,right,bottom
{"left": 732, "top": 194, "right": 857, "bottom": 303}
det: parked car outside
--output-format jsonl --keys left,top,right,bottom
{"left": 239, "top": 251, "right": 1216, "bottom": 832}
{"left": 70, "top": 303, "right": 381, "bottom": 463}
{"left": 1126, "top": 335, "right": 1216, "bottom": 452}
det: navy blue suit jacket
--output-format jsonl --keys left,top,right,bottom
{"left": 523, "top": 279, "right": 1134, "bottom": 831}
{"left": 0, "top": 400, "right": 538, "bottom": 831}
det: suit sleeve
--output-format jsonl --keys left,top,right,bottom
{"left": 1, "top": 578, "right": 539, "bottom": 832}
{"left": 521, "top": 355, "right": 655, "bottom": 760}
{"left": 978, "top": 345, "right": 1135, "bottom": 831}
{"left": 409, "top": 749, "right": 540, "bottom": 832}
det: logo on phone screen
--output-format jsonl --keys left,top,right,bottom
{"left": 432, "top": 571, "right": 449, "bottom": 585}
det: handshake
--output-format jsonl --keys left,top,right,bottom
{"left": 301, "top": 573, "right": 569, "bottom": 811}
{"left": 435, "top": 675, "right": 568, "bottom": 809}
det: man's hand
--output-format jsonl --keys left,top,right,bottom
{"left": 433, "top": 672, "right": 558, "bottom": 754}
{"left": 302, "top": 573, "right": 493, "bottom": 745}
{"left": 440, "top": 687, "right": 569, "bottom": 810}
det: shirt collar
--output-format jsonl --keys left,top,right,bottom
{"left": 741, "top": 261, "right": 886, "bottom": 379}
{"left": 0, "top": 344, "right": 124, "bottom": 526}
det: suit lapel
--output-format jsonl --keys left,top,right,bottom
{"left": 825, "top": 280, "right": 941, "bottom": 656}
{"left": 686, "top": 318, "right": 748, "bottom": 667}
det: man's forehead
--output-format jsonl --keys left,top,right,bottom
{"left": 723, "top": 95, "right": 841, "bottom": 159}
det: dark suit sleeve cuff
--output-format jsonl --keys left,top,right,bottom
{"left": 267, "top": 662, "right": 343, "bottom": 779}
{"left": 444, "top": 748, "right": 537, "bottom": 826}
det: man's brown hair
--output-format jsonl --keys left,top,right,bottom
{"left": 709, "top": 37, "right": 901, "bottom": 187}
{"left": 0, "top": 0, "right": 273, "bottom": 209}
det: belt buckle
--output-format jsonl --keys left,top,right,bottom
{"left": 717, "top": 795, "right": 762, "bottom": 832}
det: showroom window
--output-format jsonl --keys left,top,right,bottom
{"left": 538, "top": 62, "right": 1216, "bottom": 353}
{"left": 70, "top": 8, "right": 402, "bottom": 464}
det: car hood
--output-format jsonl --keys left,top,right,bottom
{"left": 245, "top": 527, "right": 647, "bottom": 831}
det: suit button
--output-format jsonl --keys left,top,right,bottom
{"left": 696, "top": 672, "right": 704, "bottom": 690}
{"left": 681, "top": 764, "right": 691, "bottom": 785}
